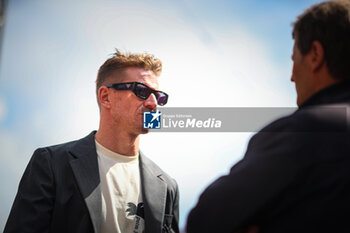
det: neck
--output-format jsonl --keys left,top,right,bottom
{"left": 313, "top": 68, "right": 340, "bottom": 95}
{"left": 95, "top": 123, "right": 140, "bottom": 156}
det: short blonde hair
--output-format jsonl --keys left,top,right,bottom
{"left": 96, "top": 49, "right": 162, "bottom": 100}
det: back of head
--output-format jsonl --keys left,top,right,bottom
{"left": 293, "top": 0, "right": 350, "bottom": 81}
{"left": 95, "top": 49, "right": 162, "bottom": 106}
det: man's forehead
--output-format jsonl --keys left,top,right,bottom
{"left": 122, "top": 67, "right": 159, "bottom": 88}
{"left": 139, "top": 68, "right": 154, "bottom": 75}
{"left": 126, "top": 67, "right": 155, "bottom": 77}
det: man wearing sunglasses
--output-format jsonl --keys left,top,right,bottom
{"left": 4, "top": 50, "right": 179, "bottom": 233}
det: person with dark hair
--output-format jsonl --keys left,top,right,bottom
{"left": 4, "top": 49, "right": 179, "bottom": 233}
{"left": 187, "top": 1, "right": 350, "bottom": 232}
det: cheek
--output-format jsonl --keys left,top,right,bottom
{"left": 129, "top": 104, "right": 144, "bottom": 120}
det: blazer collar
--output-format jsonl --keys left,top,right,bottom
{"left": 299, "top": 80, "right": 350, "bottom": 108}
{"left": 140, "top": 151, "right": 167, "bottom": 233}
{"left": 68, "top": 131, "right": 101, "bottom": 233}
{"left": 67, "top": 131, "right": 167, "bottom": 233}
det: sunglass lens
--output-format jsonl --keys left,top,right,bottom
{"left": 135, "top": 83, "right": 168, "bottom": 105}
{"left": 135, "top": 84, "right": 150, "bottom": 99}
{"left": 155, "top": 92, "right": 168, "bottom": 106}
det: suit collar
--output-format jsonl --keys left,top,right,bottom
{"left": 68, "top": 132, "right": 167, "bottom": 233}
{"left": 69, "top": 131, "right": 101, "bottom": 233}
{"left": 299, "top": 80, "right": 350, "bottom": 108}
{"left": 140, "top": 151, "right": 167, "bottom": 233}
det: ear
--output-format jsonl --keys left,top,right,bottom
{"left": 309, "top": 40, "right": 325, "bottom": 72}
{"left": 98, "top": 86, "right": 112, "bottom": 109}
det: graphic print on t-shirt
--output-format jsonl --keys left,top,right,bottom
{"left": 126, "top": 202, "right": 145, "bottom": 233}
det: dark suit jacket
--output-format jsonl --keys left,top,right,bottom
{"left": 4, "top": 131, "right": 179, "bottom": 233}
{"left": 187, "top": 81, "right": 350, "bottom": 233}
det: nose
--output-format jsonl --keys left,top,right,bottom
{"left": 144, "top": 93, "right": 157, "bottom": 111}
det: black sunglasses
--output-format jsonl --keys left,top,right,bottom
{"left": 106, "top": 82, "right": 169, "bottom": 106}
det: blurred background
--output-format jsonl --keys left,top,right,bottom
{"left": 0, "top": 0, "right": 322, "bottom": 231}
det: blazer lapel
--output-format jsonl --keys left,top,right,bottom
{"left": 140, "top": 152, "right": 167, "bottom": 233}
{"left": 69, "top": 131, "right": 101, "bottom": 233}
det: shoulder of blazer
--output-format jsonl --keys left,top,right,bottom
{"left": 35, "top": 131, "right": 97, "bottom": 165}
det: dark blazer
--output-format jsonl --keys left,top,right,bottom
{"left": 4, "top": 131, "right": 179, "bottom": 233}
{"left": 187, "top": 81, "right": 350, "bottom": 233}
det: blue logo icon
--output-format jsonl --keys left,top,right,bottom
{"left": 143, "top": 110, "right": 161, "bottom": 129}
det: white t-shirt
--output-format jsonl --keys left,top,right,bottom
{"left": 95, "top": 140, "right": 145, "bottom": 233}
